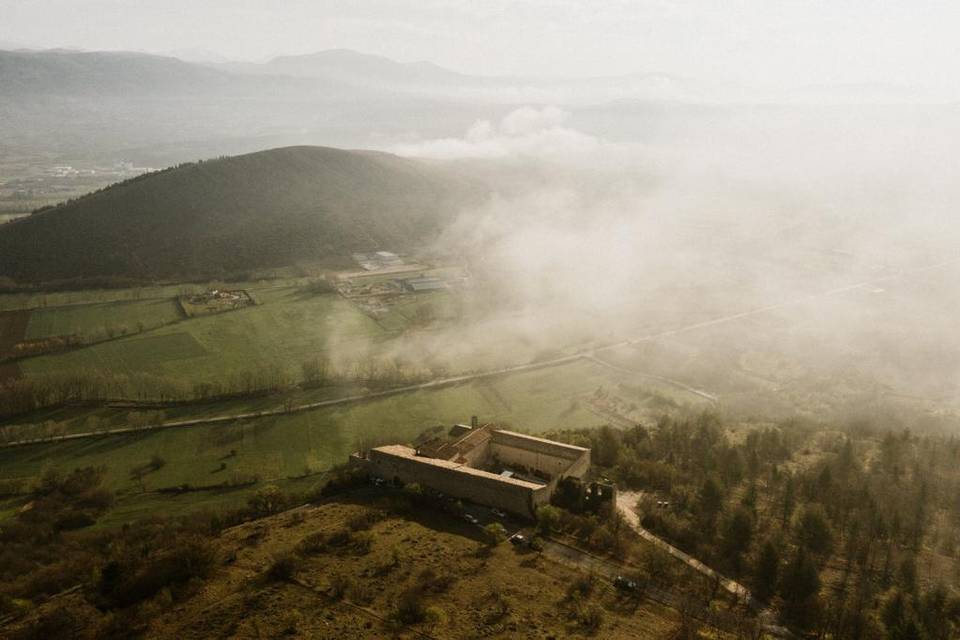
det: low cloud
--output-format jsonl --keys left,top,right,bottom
{"left": 391, "top": 106, "right": 602, "bottom": 159}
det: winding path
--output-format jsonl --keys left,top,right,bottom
{"left": 616, "top": 491, "right": 795, "bottom": 638}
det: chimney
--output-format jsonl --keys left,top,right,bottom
{"left": 470, "top": 415, "right": 478, "bottom": 428}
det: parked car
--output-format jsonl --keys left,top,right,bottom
{"left": 613, "top": 575, "right": 641, "bottom": 592}
{"left": 464, "top": 514, "right": 479, "bottom": 525}
{"left": 509, "top": 533, "right": 526, "bottom": 546}
{"left": 491, "top": 508, "right": 507, "bottom": 519}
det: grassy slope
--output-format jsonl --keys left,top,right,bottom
{"left": 144, "top": 500, "right": 686, "bottom": 639}
{"left": 0, "top": 145, "right": 481, "bottom": 283}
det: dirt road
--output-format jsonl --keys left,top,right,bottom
{"left": 616, "top": 491, "right": 795, "bottom": 638}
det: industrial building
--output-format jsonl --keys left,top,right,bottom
{"left": 351, "top": 422, "right": 592, "bottom": 518}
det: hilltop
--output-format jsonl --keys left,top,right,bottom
{"left": 0, "top": 146, "right": 483, "bottom": 284}
{"left": 0, "top": 49, "right": 250, "bottom": 97}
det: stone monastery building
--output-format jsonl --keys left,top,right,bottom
{"left": 352, "top": 422, "right": 591, "bottom": 518}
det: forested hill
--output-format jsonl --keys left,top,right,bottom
{"left": 0, "top": 146, "right": 483, "bottom": 284}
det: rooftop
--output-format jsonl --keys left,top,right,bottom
{"left": 371, "top": 444, "right": 546, "bottom": 490}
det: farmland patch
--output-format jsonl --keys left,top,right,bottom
{"left": 25, "top": 298, "right": 181, "bottom": 340}
{"left": 0, "top": 309, "right": 29, "bottom": 359}
{"left": 91, "top": 332, "right": 208, "bottom": 371}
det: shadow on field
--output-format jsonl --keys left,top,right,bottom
{"left": 2, "top": 431, "right": 157, "bottom": 465}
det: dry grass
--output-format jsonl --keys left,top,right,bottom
{"left": 140, "top": 498, "right": 691, "bottom": 639}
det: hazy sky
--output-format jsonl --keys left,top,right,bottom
{"left": 3, "top": 0, "right": 959, "bottom": 91}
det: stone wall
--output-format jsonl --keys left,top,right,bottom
{"left": 488, "top": 430, "right": 590, "bottom": 480}
{"left": 365, "top": 445, "right": 549, "bottom": 518}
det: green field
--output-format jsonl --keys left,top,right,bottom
{"left": 0, "top": 284, "right": 189, "bottom": 312}
{"left": 0, "top": 275, "right": 710, "bottom": 527}
{"left": 0, "top": 358, "right": 709, "bottom": 525}
{"left": 20, "top": 285, "right": 383, "bottom": 381}
{"left": 25, "top": 298, "right": 183, "bottom": 339}
{"left": 373, "top": 290, "right": 460, "bottom": 331}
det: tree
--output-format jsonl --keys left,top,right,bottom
{"left": 594, "top": 425, "right": 622, "bottom": 467}
{"left": 699, "top": 477, "right": 723, "bottom": 524}
{"left": 779, "top": 549, "right": 821, "bottom": 630}
{"left": 795, "top": 505, "right": 833, "bottom": 556}
{"left": 753, "top": 540, "right": 779, "bottom": 602}
{"left": 484, "top": 522, "right": 507, "bottom": 546}
{"left": 720, "top": 507, "right": 754, "bottom": 574}
{"left": 536, "top": 505, "right": 562, "bottom": 534}
{"left": 248, "top": 484, "right": 285, "bottom": 515}
{"left": 781, "top": 475, "right": 796, "bottom": 527}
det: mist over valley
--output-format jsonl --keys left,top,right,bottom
{"left": 2, "top": 4, "right": 960, "bottom": 638}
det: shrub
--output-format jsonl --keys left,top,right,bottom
{"left": 319, "top": 467, "right": 369, "bottom": 497}
{"left": 579, "top": 603, "right": 604, "bottom": 633}
{"left": 280, "top": 609, "right": 303, "bottom": 636}
{"left": 328, "top": 573, "right": 352, "bottom": 600}
{"left": 13, "top": 607, "right": 79, "bottom": 640}
{"left": 347, "top": 508, "right": 386, "bottom": 532}
{"left": 374, "top": 549, "right": 402, "bottom": 576}
{"left": 99, "top": 535, "right": 218, "bottom": 608}
{"left": 394, "top": 585, "right": 427, "bottom": 624}
{"left": 416, "top": 568, "right": 456, "bottom": 594}
{"left": 266, "top": 554, "right": 299, "bottom": 582}
{"left": 485, "top": 588, "right": 511, "bottom": 623}
{"left": 348, "top": 581, "right": 376, "bottom": 605}
{"left": 567, "top": 574, "right": 595, "bottom": 599}
{"left": 301, "top": 528, "right": 372, "bottom": 556}
{"left": 297, "top": 532, "right": 327, "bottom": 555}
{"left": 484, "top": 522, "right": 507, "bottom": 546}
{"left": 351, "top": 531, "right": 373, "bottom": 555}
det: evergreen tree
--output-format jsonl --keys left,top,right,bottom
{"left": 753, "top": 540, "right": 779, "bottom": 602}
{"left": 779, "top": 549, "right": 820, "bottom": 630}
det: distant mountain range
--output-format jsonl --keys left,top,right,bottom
{"left": 0, "top": 146, "right": 484, "bottom": 284}
{"left": 218, "top": 48, "right": 472, "bottom": 87}
{"left": 0, "top": 47, "right": 708, "bottom": 102}
{"left": 0, "top": 48, "right": 476, "bottom": 163}
{"left": 0, "top": 47, "right": 948, "bottom": 167}
{"left": 0, "top": 47, "right": 718, "bottom": 163}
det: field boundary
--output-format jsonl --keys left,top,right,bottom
{"left": 0, "top": 302, "right": 186, "bottom": 365}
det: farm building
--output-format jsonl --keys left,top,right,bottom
{"left": 351, "top": 422, "right": 594, "bottom": 517}
{"left": 352, "top": 251, "right": 405, "bottom": 271}
{"left": 399, "top": 276, "right": 447, "bottom": 292}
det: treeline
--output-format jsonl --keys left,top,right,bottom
{"left": 0, "top": 357, "right": 456, "bottom": 426}
{"left": 3, "top": 317, "right": 181, "bottom": 362}
{"left": 545, "top": 414, "right": 960, "bottom": 638}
